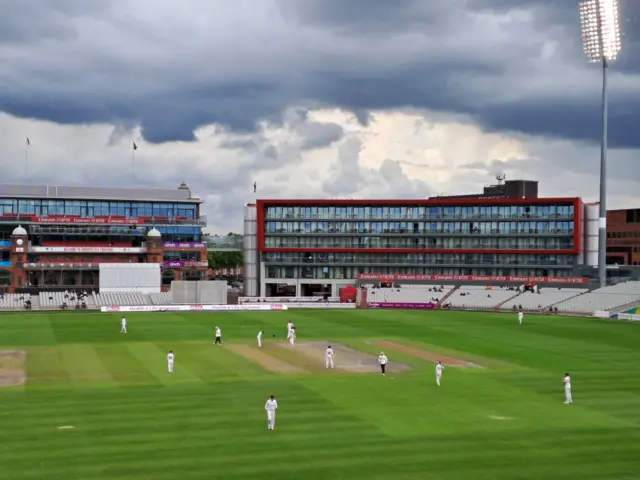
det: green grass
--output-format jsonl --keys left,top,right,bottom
{"left": 1, "top": 309, "right": 639, "bottom": 480}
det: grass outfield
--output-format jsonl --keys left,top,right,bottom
{"left": 1, "top": 310, "right": 639, "bottom": 479}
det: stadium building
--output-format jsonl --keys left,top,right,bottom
{"left": 243, "top": 181, "right": 603, "bottom": 297}
{"left": 0, "top": 183, "right": 207, "bottom": 293}
{"left": 606, "top": 207, "right": 640, "bottom": 266}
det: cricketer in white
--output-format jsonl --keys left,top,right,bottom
{"left": 325, "top": 346, "right": 334, "bottom": 369}
{"left": 287, "top": 321, "right": 293, "bottom": 339}
{"left": 265, "top": 395, "right": 278, "bottom": 430}
{"left": 564, "top": 373, "right": 572, "bottom": 404}
{"left": 257, "top": 330, "right": 263, "bottom": 348}
{"left": 518, "top": 311, "right": 524, "bottom": 325}
{"left": 435, "top": 361, "right": 444, "bottom": 386}
{"left": 121, "top": 317, "right": 127, "bottom": 334}
{"left": 378, "top": 352, "right": 388, "bottom": 375}
{"left": 167, "top": 351, "right": 174, "bottom": 373}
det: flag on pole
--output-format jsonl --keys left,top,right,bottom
{"left": 133, "top": 142, "right": 138, "bottom": 150}
{"left": 253, "top": 181, "right": 257, "bottom": 193}
{"left": 26, "top": 137, "right": 30, "bottom": 146}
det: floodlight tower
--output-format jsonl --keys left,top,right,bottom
{"left": 579, "top": 0, "right": 622, "bottom": 288}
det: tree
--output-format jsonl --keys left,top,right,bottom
{"left": 207, "top": 251, "right": 243, "bottom": 269}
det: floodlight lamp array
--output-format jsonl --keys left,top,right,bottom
{"left": 579, "top": 0, "right": 622, "bottom": 62}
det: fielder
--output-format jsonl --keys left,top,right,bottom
{"left": 435, "top": 360, "right": 444, "bottom": 386}
{"left": 214, "top": 326, "right": 222, "bottom": 345}
{"left": 287, "top": 321, "right": 294, "bottom": 340}
{"left": 121, "top": 316, "right": 127, "bottom": 334}
{"left": 378, "top": 351, "right": 388, "bottom": 375}
{"left": 518, "top": 311, "right": 524, "bottom": 325}
{"left": 325, "top": 345, "right": 334, "bottom": 369}
{"left": 289, "top": 326, "right": 296, "bottom": 345}
{"left": 265, "top": 395, "right": 278, "bottom": 430}
{"left": 563, "top": 372, "right": 572, "bottom": 404}
{"left": 257, "top": 330, "right": 264, "bottom": 348}
{"left": 167, "top": 350, "right": 174, "bottom": 373}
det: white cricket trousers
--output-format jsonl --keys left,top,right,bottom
{"left": 289, "top": 336, "right": 295, "bottom": 345}
{"left": 565, "top": 388, "right": 572, "bottom": 403}
{"left": 121, "top": 325, "right": 127, "bottom": 333}
{"left": 325, "top": 357, "right": 334, "bottom": 368}
{"left": 267, "top": 411, "right": 276, "bottom": 430}
{"left": 258, "top": 338, "right": 262, "bottom": 348}
{"left": 436, "top": 373, "right": 441, "bottom": 386}
{"left": 168, "top": 361, "right": 173, "bottom": 373}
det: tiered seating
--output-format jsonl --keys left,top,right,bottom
{"left": 554, "top": 282, "right": 640, "bottom": 314}
{"left": 41, "top": 241, "right": 132, "bottom": 247}
{"left": 0, "top": 294, "right": 31, "bottom": 309}
{"left": 503, "top": 289, "right": 585, "bottom": 311}
{"left": 239, "top": 296, "right": 340, "bottom": 303}
{"left": 149, "top": 292, "right": 172, "bottom": 305}
{"left": 93, "top": 292, "right": 147, "bottom": 306}
{"left": 365, "top": 286, "right": 454, "bottom": 304}
{"left": 447, "top": 286, "right": 516, "bottom": 309}
{"left": 40, "top": 291, "right": 71, "bottom": 308}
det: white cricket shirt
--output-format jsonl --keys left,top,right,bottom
{"left": 325, "top": 348, "right": 334, "bottom": 358}
{"left": 167, "top": 353, "right": 174, "bottom": 362}
{"left": 378, "top": 354, "right": 388, "bottom": 365}
{"left": 564, "top": 375, "right": 571, "bottom": 389}
{"left": 265, "top": 399, "right": 278, "bottom": 412}
{"left": 436, "top": 364, "right": 444, "bottom": 375}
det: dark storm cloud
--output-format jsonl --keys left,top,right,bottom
{"left": 1, "top": 0, "right": 639, "bottom": 148}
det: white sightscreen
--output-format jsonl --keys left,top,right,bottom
{"left": 171, "top": 281, "right": 227, "bottom": 304}
{"left": 99, "top": 263, "right": 161, "bottom": 293}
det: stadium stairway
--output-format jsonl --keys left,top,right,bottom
{"left": 493, "top": 291, "right": 523, "bottom": 311}
{"left": 437, "top": 286, "right": 458, "bottom": 308}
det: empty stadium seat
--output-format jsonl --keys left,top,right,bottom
{"left": 149, "top": 292, "right": 172, "bottom": 305}
{"left": 446, "top": 286, "right": 517, "bottom": 309}
{"left": 93, "top": 292, "right": 148, "bottom": 306}
{"left": 503, "top": 288, "right": 585, "bottom": 311}
{"left": 553, "top": 281, "right": 640, "bottom": 314}
{"left": 365, "top": 286, "right": 454, "bottom": 304}
{"left": 0, "top": 293, "right": 31, "bottom": 309}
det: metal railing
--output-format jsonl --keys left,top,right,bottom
{"left": 0, "top": 215, "right": 206, "bottom": 227}
{"left": 205, "top": 236, "right": 243, "bottom": 250}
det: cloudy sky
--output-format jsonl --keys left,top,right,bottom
{"left": 1, "top": 0, "right": 639, "bottom": 234}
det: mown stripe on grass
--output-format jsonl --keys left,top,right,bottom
{"left": 93, "top": 344, "right": 163, "bottom": 387}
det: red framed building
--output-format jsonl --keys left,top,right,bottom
{"left": 246, "top": 196, "right": 586, "bottom": 297}
{"left": 0, "top": 183, "right": 208, "bottom": 293}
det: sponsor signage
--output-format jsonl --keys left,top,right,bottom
{"left": 31, "top": 246, "right": 145, "bottom": 254}
{"left": 161, "top": 261, "right": 208, "bottom": 268}
{"left": 35, "top": 217, "right": 141, "bottom": 225}
{"left": 368, "top": 302, "right": 436, "bottom": 310}
{"left": 163, "top": 242, "right": 206, "bottom": 248}
{"left": 283, "top": 303, "right": 355, "bottom": 309}
{"left": 357, "top": 274, "right": 589, "bottom": 284}
{"left": 101, "top": 304, "right": 288, "bottom": 313}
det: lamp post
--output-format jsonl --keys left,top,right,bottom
{"left": 579, "top": 0, "right": 622, "bottom": 288}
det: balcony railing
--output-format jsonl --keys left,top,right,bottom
{"left": 205, "top": 236, "right": 243, "bottom": 250}
{"left": 266, "top": 213, "right": 575, "bottom": 221}
{"left": 22, "top": 263, "right": 100, "bottom": 270}
{"left": 0, "top": 214, "right": 206, "bottom": 227}
{"left": 262, "top": 258, "right": 574, "bottom": 267}
{"left": 265, "top": 229, "right": 574, "bottom": 236}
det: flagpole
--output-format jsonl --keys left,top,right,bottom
{"left": 25, "top": 138, "right": 29, "bottom": 181}
{"left": 132, "top": 148, "right": 135, "bottom": 178}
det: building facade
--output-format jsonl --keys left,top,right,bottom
{"left": 0, "top": 183, "right": 208, "bottom": 293}
{"left": 606, "top": 208, "right": 640, "bottom": 265}
{"left": 244, "top": 197, "right": 587, "bottom": 297}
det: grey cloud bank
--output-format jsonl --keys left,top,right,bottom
{"left": 0, "top": 0, "right": 639, "bottom": 147}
